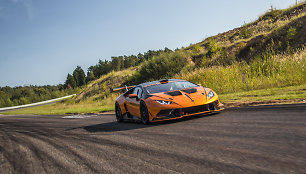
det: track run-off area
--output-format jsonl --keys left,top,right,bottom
{"left": 0, "top": 104, "right": 305, "bottom": 174}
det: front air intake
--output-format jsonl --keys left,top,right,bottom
{"left": 208, "top": 101, "right": 218, "bottom": 110}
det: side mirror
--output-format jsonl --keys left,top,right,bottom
{"left": 128, "top": 94, "right": 138, "bottom": 98}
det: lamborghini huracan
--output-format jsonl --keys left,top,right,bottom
{"left": 113, "top": 79, "right": 224, "bottom": 124}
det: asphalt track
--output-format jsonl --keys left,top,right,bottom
{"left": 0, "top": 104, "right": 305, "bottom": 174}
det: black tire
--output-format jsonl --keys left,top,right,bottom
{"left": 140, "top": 101, "right": 150, "bottom": 124}
{"left": 115, "top": 102, "right": 123, "bottom": 122}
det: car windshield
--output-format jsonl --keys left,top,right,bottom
{"left": 145, "top": 81, "right": 197, "bottom": 94}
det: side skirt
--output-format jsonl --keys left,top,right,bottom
{"left": 122, "top": 112, "right": 141, "bottom": 122}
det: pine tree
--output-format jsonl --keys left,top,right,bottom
{"left": 78, "top": 66, "right": 86, "bottom": 86}
{"left": 73, "top": 68, "right": 79, "bottom": 86}
{"left": 65, "top": 73, "right": 76, "bottom": 88}
{"left": 73, "top": 66, "right": 86, "bottom": 87}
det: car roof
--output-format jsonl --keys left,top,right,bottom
{"left": 139, "top": 79, "right": 187, "bottom": 87}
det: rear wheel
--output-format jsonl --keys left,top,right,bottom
{"left": 115, "top": 102, "right": 123, "bottom": 122}
{"left": 140, "top": 101, "right": 150, "bottom": 124}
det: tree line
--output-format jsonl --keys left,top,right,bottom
{"left": 0, "top": 85, "right": 78, "bottom": 108}
{"left": 0, "top": 47, "right": 173, "bottom": 108}
{"left": 64, "top": 47, "right": 173, "bottom": 88}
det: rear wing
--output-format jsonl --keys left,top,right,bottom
{"left": 111, "top": 85, "right": 135, "bottom": 92}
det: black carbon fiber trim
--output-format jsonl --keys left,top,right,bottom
{"left": 181, "top": 88, "right": 197, "bottom": 94}
{"left": 156, "top": 101, "right": 220, "bottom": 118}
{"left": 165, "top": 91, "right": 182, "bottom": 96}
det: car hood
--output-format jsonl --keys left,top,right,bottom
{"left": 146, "top": 87, "right": 209, "bottom": 107}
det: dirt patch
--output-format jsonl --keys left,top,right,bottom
{"left": 97, "top": 111, "right": 115, "bottom": 115}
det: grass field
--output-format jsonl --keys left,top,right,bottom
{"left": 221, "top": 85, "right": 306, "bottom": 107}
{"left": 177, "top": 49, "right": 306, "bottom": 94}
{"left": 2, "top": 84, "right": 305, "bottom": 115}
{"left": 1, "top": 95, "right": 116, "bottom": 115}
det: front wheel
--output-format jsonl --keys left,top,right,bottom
{"left": 140, "top": 101, "right": 150, "bottom": 124}
{"left": 115, "top": 102, "right": 123, "bottom": 122}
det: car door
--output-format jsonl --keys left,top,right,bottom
{"left": 126, "top": 87, "right": 142, "bottom": 117}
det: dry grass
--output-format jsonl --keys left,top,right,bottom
{"left": 77, "top": 67, "right": 137, "bottom": 101}
{"left": 2, "top": 96, "right": 117, "bottom": 115}
{"left": 175, "top": 49, "right": 306, "bottom": 94}
{"left": 189, "top": 2, "right": 306, "bottom": 54}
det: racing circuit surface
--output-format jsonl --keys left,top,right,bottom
{"left": 0, "top": 104, "right": 306, "bottom": 174}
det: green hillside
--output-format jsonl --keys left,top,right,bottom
{"left": 4, "top": 2, "right": 306, "bottom": 115}
{"left": 79, "top": 2, "right": 306, "bottom": 101}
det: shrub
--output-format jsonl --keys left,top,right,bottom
{"left": 259, "top": 8, "right": 282, "bottom": 21}
{"left": 287, "top": 26, "right": 297, "bottom": 40}
{"left": 207, "top": 39, "right": 222, "bottom": 58}
{"left": 240, "top": 27, "right": 251, "bottom": 39}
{"left": 249, "top": 47, "right": 254, "bottom": 52}
{"left": 138, "top": 51, "right": 188, "bottom": 82}
{"left": 192, "top": 44, "right": 202, "bottom": 52}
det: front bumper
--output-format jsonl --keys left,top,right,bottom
{"left": 151, "top": 100, "right": 224, "bottom": 122}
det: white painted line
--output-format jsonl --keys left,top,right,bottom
{"left": 62, "top": 115, "right": 98, "bottom": 119}
{"left": 0, "top": 94, "right": 76, "bottom": 111}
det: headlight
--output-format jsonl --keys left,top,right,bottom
{"left": 207, "top": 90, "right": 214, "bottom": 98}
{"left": 155, "top": 100, "right": 172, "bottom": 105}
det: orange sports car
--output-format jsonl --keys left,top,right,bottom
{"left": 113, "top": 79, "right": 224, "bottom": 124}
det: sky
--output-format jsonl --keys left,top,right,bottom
{"left": 0, "top": 0, "right": 298, "bottom": 87}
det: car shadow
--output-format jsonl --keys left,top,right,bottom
{"left": 82, "top": 112, "right": 218, "bottom": 133}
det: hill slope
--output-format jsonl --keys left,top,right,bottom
{"left": 80, "top": 2, "right": 306, "bottom": 100}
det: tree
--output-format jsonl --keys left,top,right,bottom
{"left": 86, "top": 71, "right": 95, "bottom": 83}
{"left": 111, "top": 56, "right": 123, "bottom": 71}
{"left": 65, "top": 73, "right": 76, "bottom": 88}
{"left": 78, "top": 67, "right": 86, "bottom": 86}
{"left": 137, "top": 53, "right": 144, "bottom": 63}
{"left": 73, "top": 67, "right": 79, "bottom": 86}
{"left": 164, "top": 47, "right": 173, "bottom": 53}
{"left": 73, "top": 66, "right": 86, "bottom": 87}
{"left": 124, "top": 55, "right": 137, "bottom": 68}
{"left": 4, "top": 98, "right": 13, "bottom": 107}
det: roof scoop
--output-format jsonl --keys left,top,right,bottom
{"left": 159, "top": 79, "right": 169, "bottom": 84}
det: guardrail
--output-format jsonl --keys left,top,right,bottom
{"left": 0, "top": 94, "right": 76, "bottom": 112}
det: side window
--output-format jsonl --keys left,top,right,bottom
{"left": 137, "top": 88, "right": 143, "bottom": 99}
{"left": 132, "top": 87, "right": 143, "bottom": 99}
{"left": 132, "top": 88, "right": 139, "bottom": 95}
